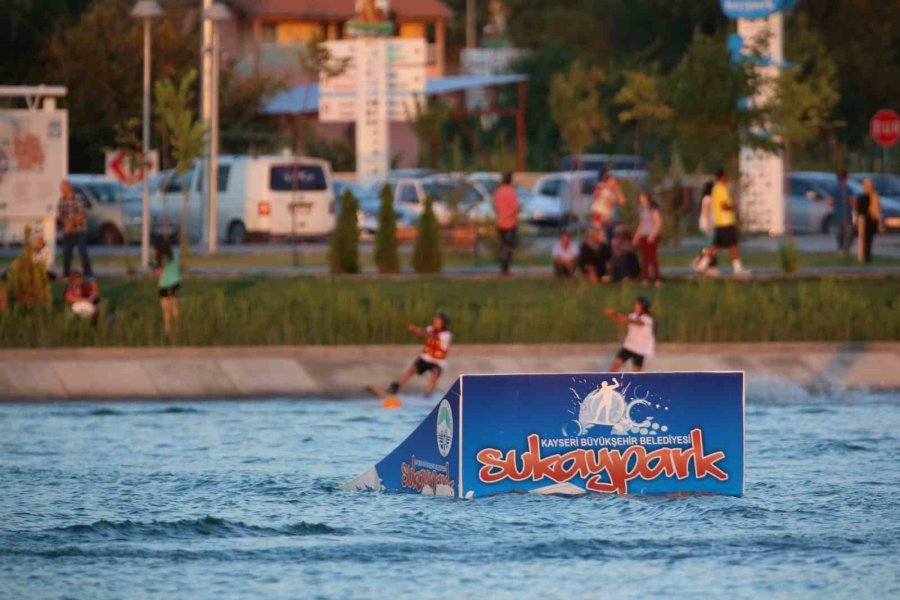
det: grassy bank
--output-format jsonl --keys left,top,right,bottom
{"left": 1, "top": 276, "right": 898, "bottom": 347}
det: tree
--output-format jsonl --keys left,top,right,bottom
{"left": 412, "top": 198, "right": 441, "bottom": 274}
{"left": 329, "top": 189, "right": 360, "bottom": 274}
{"left": 665, "top": 28, "right": 771, "bottom": 172}
{"left": 764, "top": 13, "right": 840, "bottom": 235}
{"left": 615, "top": 69, "right": 673, "bottom": 157}
{"left": 406, "top": 95, "right": 449, "bottom": 169}
{"left": 6, "top": 227, "right": 51, "bottom": 311}
{"left": 374, "top": 184, "right": 400, "bottom": 273}
{"left": 296, "top": 37, "right": 352, "bottom": 154}
{"left": 548, "top": 60, "right": 610, "bottom": 165}
{"left": 154, "top": 69, "right": 207, "bottom": 267}
{"left": 106, "top": 118, "right": 146, "bottom": 272}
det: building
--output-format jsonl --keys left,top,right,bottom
{"left": 226, "top": 0, "right": 451, "bottom": 81}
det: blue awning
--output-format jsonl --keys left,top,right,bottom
{"left": 262, "top": 73, "right": 528, "bottom": 116}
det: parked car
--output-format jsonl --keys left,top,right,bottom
{"left": 333, "top": 179, "right": 417, "bottom": 236}
{"left": 531, "top": 171, "right": 600, "bottom": 225}
{"left": 849, "top": 173, "right": 900, "bottom": 232}
{"left": 370, "top": 175, "right": 487, "bottom": 225}
{"left": 465, "top": 172, "right": 561, "bottom": 227}
{"left": 786, "top": 172, "right": 838, "bottom": 233}
{"left": 151, "top": 155, "right": 336, "bottom": 244}
{"left": 558, "top": 153, "right": 647, "bottom": 179}
{"left": 66, "top": 174, "right": 163, "bottom": 245}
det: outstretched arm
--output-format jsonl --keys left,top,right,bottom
{"left": 602, "top": 308, "right": 645, "bottom": 326}
{"left": 407, "top": 323, "right": 427, "bottom": 338}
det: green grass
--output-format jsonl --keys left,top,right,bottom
{"left": 2, "top": 276, "right": 898, "bottom": 347}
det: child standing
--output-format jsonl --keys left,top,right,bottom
{"left": 602, "top": 296, "right": 655, "bottom": 372}
{"left": 153, "top": 240, "right": 181, "bottom": 336}
{"left": 389, "top": 311, "right": 452, "bottom": 395}
{"left": 633, "top": 192, "right": 663, "bottom": 286}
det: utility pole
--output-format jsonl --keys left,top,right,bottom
{"left": 466, "top": 0, "right": 476, "bottom": 49}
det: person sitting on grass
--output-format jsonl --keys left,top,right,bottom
{"left": 552, "top": 230, "right": 580, "bottom": 277}
{"left": 602, "top": 295, "right": 656, "bottom": 373}
{"left": 389, "top": 311, "right": 452, "bottom": 396}
{"left": 153, "top": 240, "right": 181, "bottom": 337}
{"left": 579, "top": 226, "right": 611, "bottom": 284}
{"left": 610, "top": 225, "right": 640, "bottom": 282}
{"left": 64, "top": 270, "right": 100, "bottom": 324}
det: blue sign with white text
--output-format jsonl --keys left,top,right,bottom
{"left": 720, "top": 0, "right": 796, "bottom": 20}
{"left": 344, "top": 373, "right": 745, "bottom": 498}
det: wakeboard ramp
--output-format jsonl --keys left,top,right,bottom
{"left": 343, "top": 372, "right": 745, "bottom": 498}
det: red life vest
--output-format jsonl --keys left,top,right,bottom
{"left": 423, "top": 330, "right": 449, "bottom": 360}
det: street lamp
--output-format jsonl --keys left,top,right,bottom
{"left": 131, "top": 0, "right": 162, "bottom": 270}
{"left": 203, "top": 2, "right": 230, "bottom": 254}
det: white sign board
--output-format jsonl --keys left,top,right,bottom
{"left": 355, "top": 37, "right": 389, "bottom": 184}
{"left": 0, "top": 109, "right": 67, "bottom": 223}
{"left": 737, "top": 13, "right": 785, "bottom": 235}
{"left": 104, "top": 149, "right": 159, "bottom": 184}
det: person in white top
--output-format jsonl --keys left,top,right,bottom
{"left": 602, "top": 296, "right": 655, "bottom": 372}
{"left": 552, "top": 231, "right": 580, "bottom": 277}
{"left": 33, "top": 234, "right": 57, "bottom": 280}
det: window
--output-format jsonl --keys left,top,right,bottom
{"left": 269, "top": 164, "right": 327, "bottom": 191}
{"left": 198, "top": 165, "right": 231, "bottom": 193}
{"left": 85, "top": 183, "right": 122, "bottom": 204}
{"left": 538, "top": 178, "right": 560, "bottom": 196}
{"left": 789, "top": 178, "right": 813, "bottom": 197}
{"left": 580, "top": 176, "right": 598, "bottom": 195}
{"left": 399, "top": 184, "right": 420, "bottom": 204}
{"left": 164, "top": 171, "right": 193, "bottom": 193}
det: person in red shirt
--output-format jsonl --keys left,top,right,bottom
{"left": 493, "top": 172, "right": 519, "bottom": 275}
{"left": 388, "top": 311, "right": 452, "bottom": 396}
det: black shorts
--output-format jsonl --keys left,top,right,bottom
{"left": 158, "top": 283, "right": 180, "bottom": 298}
{"left": 616, "top": 347, "right": 645, "bottom": 368}
{"left": 713, "top": 225, "right": 738, "bottom": 248}
{"left": 414, "top": 357, "right": 442, "bottom": 375}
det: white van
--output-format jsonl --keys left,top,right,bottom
{"left": 152, "top": 155, "right": 336, "bottom": 243}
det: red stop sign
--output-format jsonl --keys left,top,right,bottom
{"left": 870, "top": 109, "right": 900, "bottom": 148}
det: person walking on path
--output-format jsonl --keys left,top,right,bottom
{"left": 57, "top": 180, "right": 93, "bottom": 279}
{"left": 493, "top": 172, "right": 519, "bottom": 275}
{"left": 835, "top": 169, "right": 856, "bottom": 255}
{"left": 856, "top": 178, "right": 883, "bottom": 263}
{"left": 552, "top": 230, "right": 579, "bottom": 277}
{"left": 634, "top": 192, "right": 663, "bottom": 286}
{"left": 153, "top": 240, "right": 181, "bottom": 336}
{"left": 602, "top": 296, "right": 656, "bottom": 373}
{"left": 695, "top": 168, "right": 748, "bottom": 277}
{"left": 388, "top": 311, "right": 452, "bottom": 396}
{"left": 693, "top": 180, "right": 719, "bottom": 275}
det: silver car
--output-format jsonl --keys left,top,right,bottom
{"left": 67, "top": 174, "right": 163, "bottom": 245}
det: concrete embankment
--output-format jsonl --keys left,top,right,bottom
{"left": 1, "top": 343, "right": 898, "bottom": 401}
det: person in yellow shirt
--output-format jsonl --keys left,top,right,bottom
{"left": 695, "top": 168, "right": 749, "bottom": 276}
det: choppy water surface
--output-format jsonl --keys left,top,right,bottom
{"left": 1, "top": 385, "right": 898, "bottom": 599}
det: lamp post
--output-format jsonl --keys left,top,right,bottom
{"left": 203, "top": 2, "right": 230, "bottom": 254}
{"left": 131, "top": 0, "right": 162, "bottom": 269}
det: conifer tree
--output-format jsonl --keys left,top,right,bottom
{"left": 412, "top": 198, "right": 441, "bottom": 274}
{"left": 329, "top": 189, "right": 360, "bottom": 274}
{"left": 374, "top": 184, "right": 399, "bottom": 273}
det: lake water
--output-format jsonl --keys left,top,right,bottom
{"left": 1, "top": 382, "right": 898, "bottom": 599}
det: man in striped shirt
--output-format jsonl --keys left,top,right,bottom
{"left": 57, "top": 180, "right": 93, "bottom": 279}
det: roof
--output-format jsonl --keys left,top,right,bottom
{"left": 229, "top": 0, "right": 452, "bottom": 20}
{"left": 263, "top": 74, "right": 528, "bottom": 115}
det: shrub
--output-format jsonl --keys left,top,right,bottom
{"left": 374, "top": 184, "right": 399, "bottom": 273}
{"left": 329, "top": 189, "right": 359, "bottom": 274}
{"left": 6, "top": 227, "right": 51, "bottom": 311}
{"left": 412, "top": 197, "right": 441, "bottom": 273}
{"left": 779, "top": 240, "right": 800, "bottom": 274}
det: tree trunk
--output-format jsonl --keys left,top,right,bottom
{"left": 783, "top": 142, "right": 793, "bottom": 240}
{"left": 180, "top": 181, "right": 190, "bottom": 271}
{"left": 634, "top": 122, "right": 640, "bottom": 158}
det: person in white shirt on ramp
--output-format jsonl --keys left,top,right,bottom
{"left": 602, "top": 296, "right": 656, "bottom": 372}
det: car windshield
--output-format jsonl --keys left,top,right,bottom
{"left": 84, "top": 182, "right": 128, "bottom": 203}
{"left": 874, "top": 176, "right": 900, "bottom": 196}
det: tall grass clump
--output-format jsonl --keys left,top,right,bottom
{"left": 779, "top": 240, "right": 800, "bottom": 274}
{"left": 412, "top": 197, "right": 441, "bottom": 273}
{"left": 329, "top": 189, "right": 359, "bottom": 274}
{"left": 6, "top": 227, "right": 51, "bottom": 311}
{"left": 374, "top": 184, "right": 399, "bottom": 273}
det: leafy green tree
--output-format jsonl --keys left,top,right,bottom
{"left": 548, "top": 60, "right": 610, "bottom": 167}
{"left": 6, "top": 227, "right": 51, "bottom": 311}
{"left": 406, "top": 95, "right": 449, "bottom": 169}
{"left": 764, "top": 14, "right": 839, "bottom": 234}
{"left": 374, "top": 185, "right": 400, "bottom": 274}
{"left": 154, "top": 69, "right": 207, "bottom": 266}
{"left": 412, "top": 198, "right": 441, "bottom": 274}
{"left": 615, "top": 69, "right": 673, "bottom": 157}
{"left": 105, "top": 118, "right": 145, "bottom": 272}
{"left": 329, "top": 189, "right": 360, "bottom": 274}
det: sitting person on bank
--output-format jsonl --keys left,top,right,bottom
{"left": 388, "top": 311, "right": 452, "bottom": 396}
{"left": 552, "top": 230, "right": 580, "bottom": 277}
{"left": 610, "top": 225, "right": 641, "bottom": 282}
{"left": 578, "top": 226, "right": 611, "bottom": 284}
{"left": 64, "top": 270, "right": 100, "bottom": 322}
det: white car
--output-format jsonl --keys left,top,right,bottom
{"left": 531, "top": 171, "right": 600, "bottom": 224}
{"left": 371, "top": 176, "right": 488, "bottom": 226}
{"left": 466, "top": 173, "right": 562, "bottom": 227}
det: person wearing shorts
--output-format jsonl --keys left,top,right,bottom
{"left": 389, "top": 311, "right": 452, "bottom": 395}
{"left": 602, "top": 296, "right": 656, "bottom": 372}
{"left": 695, "top": 168, "right": 749, "bottom": 277}
{"left": 154, "top": 240, "right": 181, "bottom": 336}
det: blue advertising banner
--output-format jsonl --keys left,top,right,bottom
{"left": 344, "top": 372, "right": 745, "bottom": 498}
{"left": 720, "top": 0, "right": 796, "bottom": 19}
